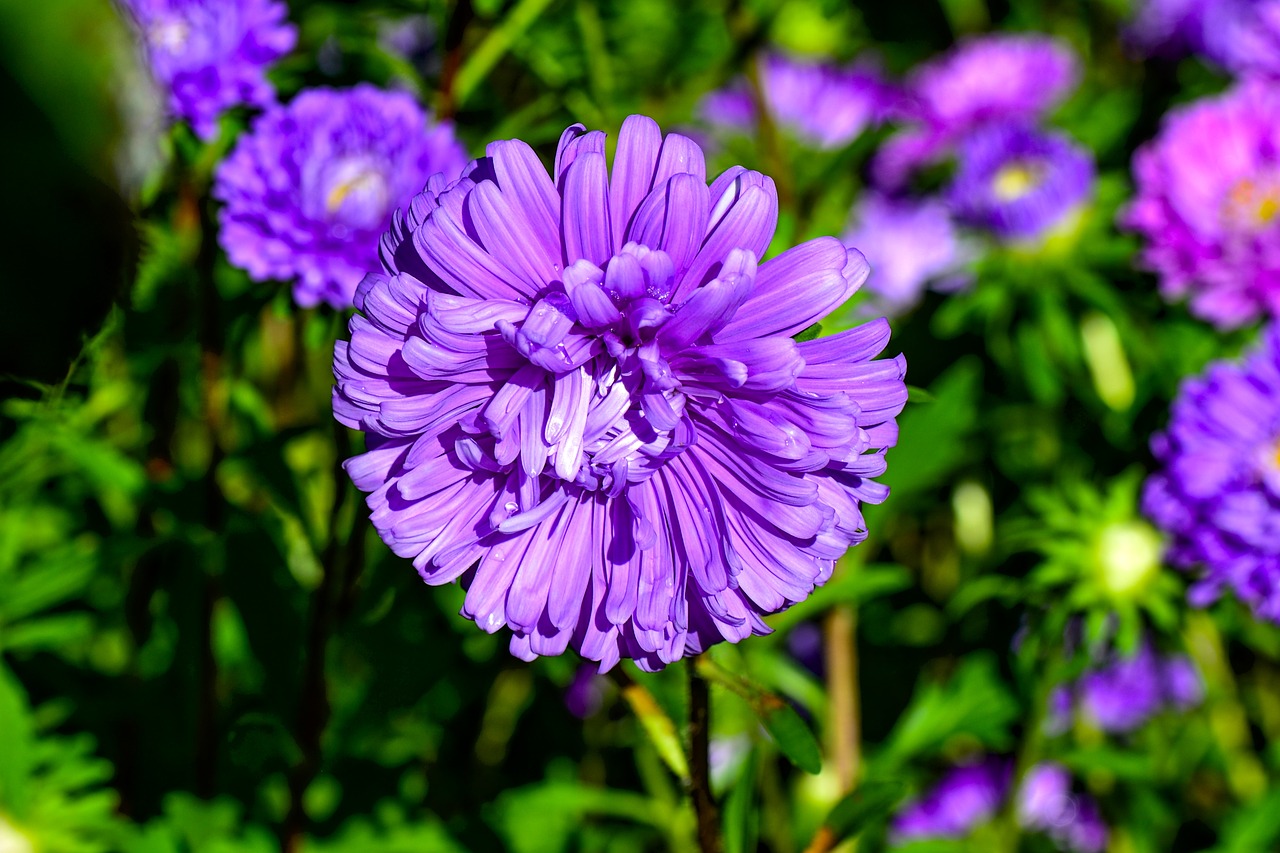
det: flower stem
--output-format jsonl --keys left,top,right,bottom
{"left": 824, "top": 604, "right": 861, "bottom": 792}
{"left": 688, "top": 657, "right": 723, "bottom": 853}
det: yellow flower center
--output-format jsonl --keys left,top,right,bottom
{"left": 1094, "top": 521, "right": 1162, "bottom": 599}
{"left": 1224, "top": 177, "right": 1280, "bottom": 230}
{"left": 325, "top": 170, "right": 386, "bottom": 214}
{"left": 992, "top": 160, "right": 1046, "bottom": 202}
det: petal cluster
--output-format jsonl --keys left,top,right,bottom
{"left": 1017, "top": 764, "right": 1109, "bottom": 853}
{"left": 1048, "top": 644, "right": 1202, "bottom": 734}
{"left": 1122, "top": 83, "right": 1280, "bottom": 328}
{"left": 334, "top": 116, "right": 907, "bottom": 670}
{"left": 120, "top": 0, "right": 296, "bottom": 140}
{"left": 890, "top": 758, "right": 1010, "bottom": 844}
{"left": 215, "top": 85, "right": 469, "bottom": 309}
{"left": 1144, "top": 326, "right": 1280, "bottom": 621}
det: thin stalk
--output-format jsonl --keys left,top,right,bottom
{"left": 824, "top": 604, "right": 861, "bottom": 792}
{"left": 688, "top": 658, "right": 723, "bottom": 853}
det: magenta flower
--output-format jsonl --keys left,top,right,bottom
{"left": 215, "top": 85, "right": 468, "bottom": 309}
{"left": 1122, "top": 82, "right": 1280, "bottom": 329}
{"left": 1018, "top": 764, "right": 1109, "bottom": 853}
{"left": 334, "top": 116, "right": 907, "bottom": 671}
{"left": 699, "top": 52, "right": 899, "bottom": 150}
{"left": 874, "top": 34, "right": 1079, "bottom": 188}
{"left": 119, "top": 0, "right": 296, "bottom": 141}
{"left": 1144, "top": 325, "right": 1280, "bottom": 622}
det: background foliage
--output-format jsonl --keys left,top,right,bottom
{"left": 0, "top": 0, "right": 1273, "bottom": 851}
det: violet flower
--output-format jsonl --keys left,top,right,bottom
{"left": 889, "top": 758, "right": 1010, "bottom": 844}
{"left": 333, "top": 115, "right": 907, "bottom": 671}
{"left": 118, "top": 0, "right": 296, "bottom": 140}
{"left": 947, "top": 123, "right": 1094, "bottom": 242}
{"left": 1144, "top": 325, "right": 1280, "bottom": 622}
{"left": 215, "top": 85, "right": 469, "bottom": 309}
{"left": 1122, "top": 82, "right": 1280, "bottom": 329}
{"left": 1018, "top": 763, "right": 1109, "bottom": 853}
{"left": 699, "top": 52, "right": 899, "bottom": 150}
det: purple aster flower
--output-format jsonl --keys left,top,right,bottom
{"left": 1122, "top": 83, "right": 1280, "bottom": 329}
{"left": 1144, "top": 326, "right": 1280, "bottom": 622}
{"left": 118, "top": 0, "right": 296, "bottom": 141}
{"left": 215, "top": 85, "right": 469, "bottom": 309}
{"left": 1124, "top": 0, "right": 1209, "bottom": 58}
{"left": 699, "top": 53, "right": 898, "bottom": 150}
{"left": 1161, "top": 654, "right": 1204, "bottom": 709}
{"left": 947, "top": 123, "right": 1094, "bottom": 241}
{"left": 1018, "top": 764, "right": 1108, "bottom": 853}
{"left": 889, "top": 758, "right": 1011, "bottom": 844}
{"left": 844, "top": 193, "right": 972, "bottom": 316}
{"left": 1077, "top": 643, "right": 1168, "bottom": 733}
{"left": 333, "top": 115, "right": 907, "bottom": 671}
{"left": 873, "top": 34, "right": 1079, "bottom": 188}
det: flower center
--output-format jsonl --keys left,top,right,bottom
{"left": 1094, "top": 521, "right": 1162, "bottom": 598}
{"left": 147, "top": 17, "right": 191, "bottom": 53}
{"left": 991, "top": 159, "right": 1047, "bottom": 202}
{"left": 323, "top": 158, "right": 391, "bottom": 231}
{"left": 1223, "top": 175, "right": 1280, "bottom": 231}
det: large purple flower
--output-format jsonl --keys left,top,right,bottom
{"left": 874, "top": 34, "right": 1079, "bottom": 188}
{"left": 699, "top": 53, "right": 898, "bottom": 150}
{"left": 333, "top": 116, "right": 907, "bottom": 671}
{"left": 1122, "top": 83, "right": 1280, "bottom": 329}
{"left": 1144, "top": 326, "right": 1280, "bottom": 622}
{"left": 119, "top": 0, "right": 296, "bottom": 141}
{"left": 844, "top": 193, "right": 972, "bottom": 316}
{"left": 947, "top": 123, "right": 1095, "bottom": 241}
{"left": 215, "top": 85, "right": 468, "bottom": 309}
{"left": 889, "top": 758, "right": 1010, "bottom": 844}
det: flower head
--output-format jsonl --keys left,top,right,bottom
{"left": 1018, "top": 764, "right": 1109, "bottom": 853}
{"left": 948, "top": 123, "right": 1094, "bottom": 241}
{"left": 1124, "top": 0, "right": 1209, "bottom": 58}
{"left": 119, "top": 0, "right": 296, "bottom": 140}
{"left": 699, "top": 53, "right": 898, "bottom": 150}
{"left": 334, "top": 115, "right": 906, "bottom": 671}
{"left": 889, "top": 758, "right": 1010, "bottom": 844}
{"left": 844, "top": 193, "right": 972, "bottom": 316}
{"left": 1123, "top": 83, "right": 1280, "bottom": 328}
{"left": 1075, "top": 644, "right": 1202, "bottom": 733}
{"left": 1200, "top": 0, "right": 1280, "bottom": 79}
{"left": 874, "top": 34, "right": 1079, "bottom": 188}
{"left": 215, "top": 85, "right": 468, "bottom": 309}
{"left": 1144, "top": 325, "right": 1280, "bottom": 621}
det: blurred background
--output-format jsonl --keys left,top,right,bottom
{"left": 0, "top": 1, "right": 1275, "bottom": 851}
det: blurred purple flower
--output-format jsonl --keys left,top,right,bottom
{"left": 119, "top": 0, "right": 296, "bottom": 140}
{"left": 1162, "top": 654, "right": 1205, "bottom": 709}
{"left": 1124, "top": 0, "right": 1209, "bottom": 58}
{"left": 1144, "top": 325, "right": 1280, "bottom": 622}
{"left": 1018, "top": 763, "right": 1109, "bottom": 853}
{"left": 564, "top": 665, "right": 607, "bottom": 718}
{"left": 1076, "top": 644, "right": 1167, "bottom": 733}
{"left": 947, "top": 123, "right": 1094, "bottom": 241}
{"left": 1201, "top": 0, "right": 1280, "bottom": 79}
{"left": 334, "top": 116, "right": 907, "bottom": 671}
{"left": 844, "top": 193, "right": 973, "bottom": 316}
{"left": 874, "top": 34, "right": 1079, "bottom": 188}
{"left": 215, "top": 85, "right": 468, "bottom": 309}
{"left": 699, "top": 52, "right": 899, "bottom": 150}
{"left": 786, "top": 621, "right": 825, "bottom": 676}
{"left": 889, "top": 758, "right": 1011, "bottom": 844}
{"left": 1122, "top": 82, "right": 1280, "bottom": 329}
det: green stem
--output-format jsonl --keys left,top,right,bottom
{"left": 688, "top": 658, "right": 723, "bottom": 853}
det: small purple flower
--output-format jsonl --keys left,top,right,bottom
{"left": 1144, "top": 326, "right": 1280, "bottom": 622}
{"left": 1018, "top": 764, "right": 1109, "bottom": 853}
{"left": 947, "top": 123, "right": 1094, "bottom": 241}
{"left": 215, "top": 85, "right": 468, "bottom": 309}
{"left": 334, "top": 116, "right": 907, "bottom": 671}
{"left": 1122, "top": 83, "right": 1280, "bottom": 329}
{"left": 1162, "top": 654, "right": 1205, "bottom": 709}
{"left": 1077, "top": 644, "right": 1169, "bottom": 733}
{"left": 874, "top": 34, "right": 1079, "bottom": 188}
{"left": 786, "top": 621, "right": 824, "bottom": 676}
{"left": 889, "top": 758, "right": 1011, "bottom": 844}
{"left": 1124, "top": 0, "right": 1209, "bottom": 58}
{"left": 844, "top": 194, "right": 972, "bottom": 315}
{"left": 564, "top": 664, "right": 607, "bottom": 718}
{"left": 699, "top": 53, "right": 898, "bottom": 150}
{"left": 118, "top": 0, "right": 296, "bottom": 141}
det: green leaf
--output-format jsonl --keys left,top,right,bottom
{"left": 811, "top": 780, "right": 908, "bottom": 849}
{"left": 697, "top": 659, "right": 822, "bottom": 774}
{"left": 0, "top": 664, "right": 34, "bottom": 816}
{"left": 721, "top": 748, "right": 758, "bottom": 853}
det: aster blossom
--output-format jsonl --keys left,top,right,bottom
{"left": 1124, "top": 0, "right": 1208, "bottom": 58}
{"left": 1122, "top": 82, "right": 1280, "bottom": 328}
{"left": 119, "top": 0, "right": 296, "bottom": 141}
{"left": 1018, "top": 764, "right": 1109, "bottom": 853}
{"left": 947, "top": 123, "right": 1094, "bottom": 241}
{"left": 1199, "top": 0, "right": 1280, "bottom": 79}
{"left": 889, "top": 758, "right": 1010, "bottom": 845}
{"left": 699, "top": 52, "right": 898, "bottom": 150}
{"left": 1048, "top": 643, "right": 1202, "bottom": 734}
{"left": 215, "top": 85, "right": 469, "bottom": 309}
{"left": 334, "top": 115, "right": 907, "bottom": 671}
{"left": 1144, "top": 325, "right": 1280, "bottom": 622}
{"left": 873, "top": 34, "right": 1079, "bottom": 189}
